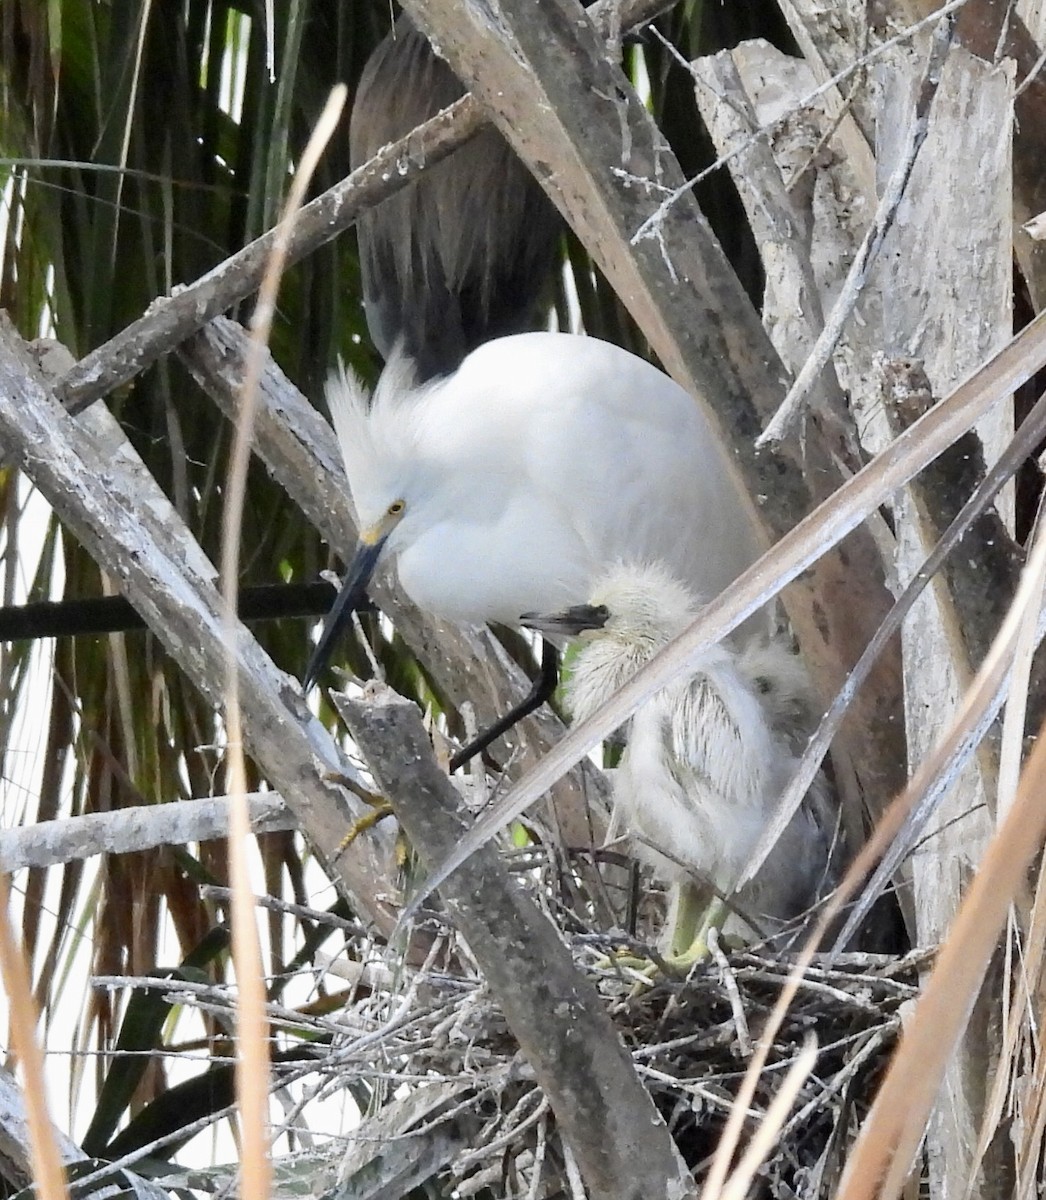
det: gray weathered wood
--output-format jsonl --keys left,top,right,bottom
{"left": 692, "top": 45, "right": 849, "bottom": 424}
{"left": 0, "top": 793, "right": 294, "bottom": 871}
{"left": 873, "top": 45, "right": 1014, "bottom": 1200}
{"left": 0, "top": 327, "right": 399, "bottom": 937}
{"left": 335, "top": 685, "right": 695, "bottom": 1200}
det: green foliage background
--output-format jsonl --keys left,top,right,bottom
{"left": 0, "top": 0, "right": 791, "bottom": 1180}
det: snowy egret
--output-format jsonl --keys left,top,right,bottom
{"left": 303, "top": 333, "right": 767, "bottom": 738}
{"left": 351, "top": 15, "right": 560, "bottom": 379}
{"left": 522, "top": 562, "right": 835, "bottom": 963}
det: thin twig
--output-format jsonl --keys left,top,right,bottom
{"left": 708, "top": 927, "right": 753, "bottom": 1056}
{"left": 561, "top": 1140, "right": 588, "bottom": 1200}
{"left": 525, "top": 1113, "right": 549, "bottom": 1200}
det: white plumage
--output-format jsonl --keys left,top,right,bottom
{"left": 322, "top": 331, "right": 762, "bottom": 625}
{"left": 545, "top": 562, "right": 834, "bottom": 953}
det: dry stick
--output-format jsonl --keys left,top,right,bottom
{"left": 757, "top": 11, "right": 957, "bottom": 448}
{"left": 966, "top": 473, "right": 1046, "bottom": 1192}
{"left": 1010, "top": 791, "right": 1046, "bottom": 1191}
{"left": 561, "top": 1143, "right": 586, "bottom": 1200}
{"left": 199, "top": 886, "right": 366, "bottom": 937}
{"left": 740, "top": 386, "right": 1046, "bottom": 906}
{"left": 707, "top": 927, "right": 752, "bottom": 1056}
{"left": 525, "top": 1114, "right": 549, "bottom": 1200}
{"left": 836, "top": 559, "right": 1046, "bottom": 1199}
{"left": 1011, "top": 893, "right": 1046, "bottom": 1196}
{"left": 1015, "top": 1048, "right": 1046, "bottom": 1200}
{"left": 0, "top": 793, "right": 294, "bottom": 871}
{"left": 0, "top": 873, "right": 68, "bottom": 1200}
{"left": 219, "top": 86, "right": 346, "bottom": 1200}
{"left": 996, "top": 469, "right": 1046, "bottom": 818}
{"left": 401, "top": 308, "right": 1046, "bottom": 921}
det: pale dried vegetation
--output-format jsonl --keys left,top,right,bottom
{"left": 1, "top": 1, "right": 1046, "bottom": 1198}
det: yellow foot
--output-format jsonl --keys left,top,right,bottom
{"left": 322, "top": 770, "right": 384, "bottom": 808}
{"left": 659, "top": 928, "right": 746, "bottom": 976}
{"left": 595, "top": 944, "right": 705, "bottom": 989}
{"left": 593, "top": 948, "right": 660, "bottom": 994}
{"left": 323, "top": 771, "right": 399, "bottom": 857}
{"left": 659, "top": 937, "right": 713, "bottom": 977}
{"left": 602, "top": 932, "right": 722, "bottom": 989}
{"left": 336, "top": 803, "right": 395, "bottom": 856}
{"left": 596, "top": 949, "right": 657, "bottom": 973}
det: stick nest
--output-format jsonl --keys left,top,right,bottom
{"left": 333, "top": 906, "right": 924, "bottom": 1199}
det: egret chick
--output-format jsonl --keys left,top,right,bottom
{"left": 522, "top": 563, "right": 834, "bottom": 966}
{"left": 304, "top": 333, "right": 766, "bottom": 738}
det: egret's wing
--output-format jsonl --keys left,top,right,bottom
{"left": 515, "top": 346, "right": 764, "bottom": 599}
{"left": 662, "top": 658, "right": 776, "bottom": 821}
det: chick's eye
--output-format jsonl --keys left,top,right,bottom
{"left": 387, "top": 500, "right": 405, "bottom": 517}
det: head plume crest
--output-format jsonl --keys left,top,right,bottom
{"left": 325, "top": 346, "right": 436, "bottom": 484}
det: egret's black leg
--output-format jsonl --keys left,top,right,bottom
{"left": 448, "top": 641, "right": 559, "bottom": 772}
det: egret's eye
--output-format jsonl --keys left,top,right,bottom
{"left": 387, "top": 499, "right": 405, "bottom": 517}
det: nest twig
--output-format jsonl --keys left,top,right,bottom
{"left": 91, "top": 855, "right": 924, "bottom": 1200}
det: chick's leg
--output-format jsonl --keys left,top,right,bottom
{"left": 662, "top": 879, "right": 726, "bottom": 971}
{"left": 601, "top": 880, "right": 725, "bottom": 984}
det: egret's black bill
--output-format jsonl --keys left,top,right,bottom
{"left": 302, "top": 538, "right": 385, "bottom": 691}
{"left": 519, "top": 603, "right": 609, "bottom": 638}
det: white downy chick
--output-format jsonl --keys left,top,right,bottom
{"left": 527, "top": 562, "right": 835, "bottom": 954}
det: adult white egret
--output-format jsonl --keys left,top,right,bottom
{"left": 351, "top": 14, "right": 561, "bottom": 380}
{"left": 522, "top": 562, "right": 835, "bottom": 963}
{"left": 303, "top": 333, "right": 767, "bottom": 748}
